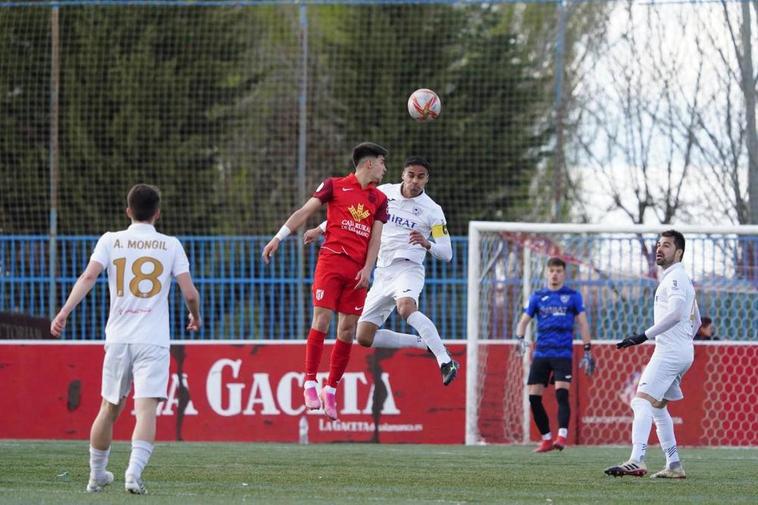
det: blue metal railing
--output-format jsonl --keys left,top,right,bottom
{"left": 0, "top": 236, "right": 468, "bottom": 340}
{"left": 1, "top": 235, "right": 756, "bottom": 340}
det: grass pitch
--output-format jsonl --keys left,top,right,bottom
{"left": 0, "top": 441, "right": 755, "bottom": 504}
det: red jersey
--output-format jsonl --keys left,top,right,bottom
{"left": 313, "top": 173, "right": 389, "bottom": 264}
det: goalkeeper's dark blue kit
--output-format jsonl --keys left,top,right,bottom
{"left": 524, "top": 287, "right": 585, "bottom": 359}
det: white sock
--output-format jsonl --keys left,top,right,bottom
{"left": 304, "top": 380, "right": 318, "bottom": 389}
{"left": 126, "top": 440, "right": 154, "bottom": 480}
{"left": 652, "top": 405, "right": 681, "bottom": 468}
{"left": 558, "top": 428, "right": 568, "bottom": 438}
{"left": 407, "top": 311, "right": 450, "bottom": 366}
{"left": 89, "top": 446, "right": 110, "bottom": 478}
{"left": 372, "top": 329, "right": 426, "bottom": 350}
{"left": 541, "top": 433, "right": 552, "bottom": 441}
{"left": 630, "top": 397, "right": 653, "bottom": 462}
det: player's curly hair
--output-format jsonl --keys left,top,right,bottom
{"left": 127, "top": 184, "right": 161, "bottom": 222}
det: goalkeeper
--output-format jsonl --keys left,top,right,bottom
{"left": 515, "top": 257, "right": 595, "bottom": 452}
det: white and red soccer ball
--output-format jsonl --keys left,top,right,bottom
{"left": 407, "top": 88, "right": 441, "bottom": 122}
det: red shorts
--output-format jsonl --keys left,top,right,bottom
{"left": 312, "top": 253, "right": 367, "bottom": 315}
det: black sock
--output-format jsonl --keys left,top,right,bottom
{"left": 556, "top": 388, "right": 570, "bottom": 431}
{"left": 529, "top": 395, "right": 550, "bottom": 435}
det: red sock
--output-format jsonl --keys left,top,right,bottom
{"left": 305, "top": 328, "right": 326, "bottom": 382}
{"left": 327, "top": 339, "right": 352, "bottom": 387}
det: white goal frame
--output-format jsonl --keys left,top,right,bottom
{"left": 465, "top": 221, "right": 758, "bottom": 446}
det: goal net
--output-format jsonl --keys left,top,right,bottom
{"left": 466, "top": 222, "right": 758, "bottom": 446}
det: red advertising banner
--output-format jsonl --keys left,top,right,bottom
{"left": 1, "top": 341, "right": 755, "bottom": 445}
{"left": 0, "top": 342, "right": 466, "bottom": 443}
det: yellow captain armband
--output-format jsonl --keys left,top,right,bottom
{"left": 431, "top": 223, "right": 449, "bottom": 238}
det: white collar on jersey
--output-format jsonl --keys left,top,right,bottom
{"left": 660, "top": 262, "right": 684, "bottom": 279}
{"left": 128, "top": 222, "right": 157, "bottom": 232}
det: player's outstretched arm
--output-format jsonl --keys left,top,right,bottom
{"left": 50, "top": 260, "right": 104, "bottom": 337}
{"left": 175, "top": 272, "right": 202, "bottom": 332}
{"left": 263, "top": 198, "right": 322, "bottom": 264}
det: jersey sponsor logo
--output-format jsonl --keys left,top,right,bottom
{"left": 340, "top": 219, "right": 370, "bottom": 238}
{"left": 387, "top": 213, "right": 417, "bottom": 229}
{"left": 402, "top": 288, "right": 412, "bottom": 293}
{"left": 431, "top": 223, "right": 448, "bottom": 238}
{"left": 564, "top": 375, "right": 572, "bottom": 380}
{"left": 316, "top": 289, "right": 325, "bottom": 301}
{"left": 541, "top": 296, "right": 549, "bottom": 301}
{"left": 560, "top": 295, "right": 570, "bottom": 304}
{"left": 354, "top": 306, "right": 363, "bottom": 311}
{"left": 341, "top": 187, "right": 353, "bottom": 192}
{"left": 348, "top": 203, "right": 371, "bottom": 222}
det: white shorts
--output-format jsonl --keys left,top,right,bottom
{"left": 101, "top": 343, "right": 170, "bottom": 404}
{"left": 637, "top": 354, "right": 693, "bottom": 402}
{"left": 359, "top": 260, "right": 425, "bottom": 327}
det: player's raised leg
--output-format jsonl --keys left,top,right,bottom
{"left": 404, "top": 308, "right": 457, "bottom": 385}
{"left": 304, "top": 307, "right": 333, "bottom": 411}
{"left": 322, "top": 312, "right": 360, "bottom": 420}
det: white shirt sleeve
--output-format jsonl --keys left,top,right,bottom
{"left": 171, "top": 238, "right": 190, "bottom": 276}
{"left": 427, "top": 206, "right": 452, "bottom": 262}
{"left": 429, "top": 235, "right": 453, "bottom": 262}
{"left": 645, "top": 273, "right": 687, "bottom": 339}
{"left": 90, "top": 233, "right": 111, "bottom": 267}
{"left": 645, "top": 297, "right": 687, "bottom": 339}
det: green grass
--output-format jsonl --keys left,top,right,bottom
{"left": 0, "top": 441, "right": 755, "bottom": 504}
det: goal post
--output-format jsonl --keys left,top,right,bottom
{"left": 465, "top": 221, "right": 758, "bottom": 446}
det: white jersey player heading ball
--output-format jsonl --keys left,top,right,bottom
{"left": 605, "top": 229, "right": 700, "bottom": 479}
{"left": 51, "top": 184, "right": 202, "bottom": 495}
{"left": 305, "top": 157, "right": 459, "bottom": 386}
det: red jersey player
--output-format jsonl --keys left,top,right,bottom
{"left": 262, "top": 142, "right": 389, "bottom": 420}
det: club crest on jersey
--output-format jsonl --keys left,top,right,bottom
{"left": 560, "top": 295, "right": 570, "bottom": 304}
{"left": 315, "top": 289, "right": 325, "bottom": 301}
{"left": 348, "top": 203, "right": 370, "bottom": 222}
{"left": 412, "top": 206, "right": 422, "bottom": 216}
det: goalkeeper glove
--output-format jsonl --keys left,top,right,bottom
{"left": 616, "top": 333, "right": 648, "bottom": 349}
{"left": 579, "top": 343, "right": 596, "bottom": 376}
{"left": 516, "top": 336, "right": 528, "bottom": 357}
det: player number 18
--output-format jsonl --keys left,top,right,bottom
{"left": 112, "top": 256, "right": 164, "bottom": 298}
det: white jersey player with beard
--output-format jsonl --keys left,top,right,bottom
{"left": 605, "top": 230, "right": 700, "bottom": 480}
{"left": 306, "top": 158, "right": 460, "bottom": 386}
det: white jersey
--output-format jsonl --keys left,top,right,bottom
{"left": 376, "top": 183, "right": 449, "bottom": 268}
{"left": 90, "top": 223, "right": 190, "bottom": 347}
{"left": 650, "top": 262, "right": 699, "bottom": 359}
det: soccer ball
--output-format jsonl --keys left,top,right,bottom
{"left": 407, "top": 88, "right": 441, "bottom": 122}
